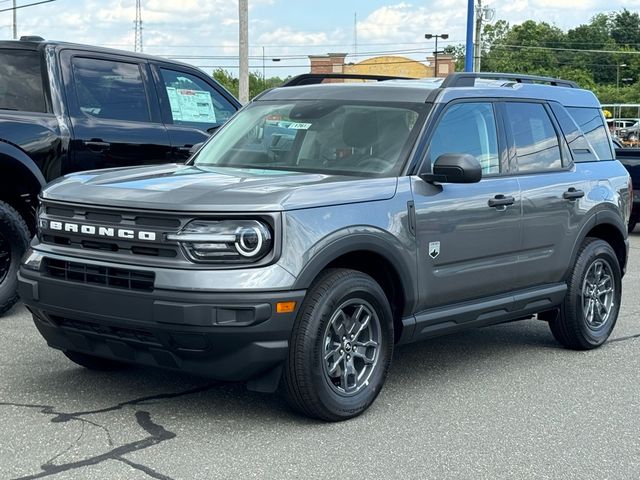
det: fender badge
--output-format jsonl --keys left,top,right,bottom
{"left": 429, "top": 241, "right": 440, "bottom": 259}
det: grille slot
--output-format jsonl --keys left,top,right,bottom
{"left": 44, "top": 258, "right": 155, "bottom": 291}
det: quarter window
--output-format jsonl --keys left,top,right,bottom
{"left": 506, "top": 102, "right": 562, "bottom": 172}
{"left": 0, "top": 49, "right": 45, "bottom": 113}
{"left": 71, "top": 57, "right": 150, "bottom": 122}
{"left": 429, "top": 102, "right": 500, "bottom": 175}
{"left": 567, "top": 107, "right": 613, "bottom": 160}
{"left": 159, "top": 68, "right": 236, "bottom": 128}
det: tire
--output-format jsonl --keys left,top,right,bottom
{"left": 0, "top": 201, "right": 31, "bottom": 316}
{"left": 549, "top": 238, "right": 621, "bottom": 350}
{"left": 629, "top": 219, "right": 637, "bottom": 234}
{"left": 283, "top": 268, "right": 394, "bottom": 421}
{"left": 64, "top": 351, "right": 129, "bottom": 371}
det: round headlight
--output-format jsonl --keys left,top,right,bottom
{"left": 236, "top": 226, "right": 264, "bottom": 257}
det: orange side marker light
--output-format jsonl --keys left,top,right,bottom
{"left": 276, "top": 301, "right": 297, "bottom": 314}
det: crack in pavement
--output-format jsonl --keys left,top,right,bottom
{"left": 607, "top": 332, "right": 640, "bottom": 344}
{"left": 1, "top": 382, "right": 218, "bottom": 480}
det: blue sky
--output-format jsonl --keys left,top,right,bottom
{"left": 0, "top": 0, "right": 637, "bottom": 77}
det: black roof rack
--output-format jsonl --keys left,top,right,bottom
{"left": 19, "top": 35, "right": 45, "bottom": 42}
{"left": 282, "top": 73, "right": 411, "bottom": 87}
{"left": 440, "top": 72, "right": 579, "bottom": 89}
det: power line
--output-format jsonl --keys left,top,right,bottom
{"left": 161, "top": 47, "right": 432, "bottom": 61}
{"left": 491, "top": 43, "right": 640, "bottom": 55}
{"left": 0, "top": 0, "right": 56, "bottom": 13}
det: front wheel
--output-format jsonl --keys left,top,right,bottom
{"left": 283, "top": 269, "right": 394, "bottom": 421}
{"left": 0, "top": 201, "right": 31, "bottom": 316}
{"left": 549, "top": 238, "right": 621, "bottom": 350}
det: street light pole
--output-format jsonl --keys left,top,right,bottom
{"left": 425, "top": 33, "right": 449, "bottom": 77}
{"left": 617, "top": 63, "right": 627, "bottom": 92}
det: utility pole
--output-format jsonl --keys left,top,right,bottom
{"left": 238, "top": 0, "right": 249, "bottom": 104}
{"left": 12, "top": 0, "right": 17, "bottom": 39}
{"left": 353, "top": 12, "right": 357, "bottom": 58}
{"left": 134, "top": 0, "right": 143, "bottom": 52}
{"left": 474, "top": 0, "right": 482, "bottom": 72}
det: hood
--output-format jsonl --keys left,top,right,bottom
{"left": 42, "top": 164, "right": 398, "bottom": 212}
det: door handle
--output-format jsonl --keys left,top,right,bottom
{"left": 563, "top": 188, "right": 585, "bottom": 200}
{"left": 83, "top": 140, "right": 110, "bottom": 152}
{"left": 488, "top": 194, "right": 515, "bottom": 208}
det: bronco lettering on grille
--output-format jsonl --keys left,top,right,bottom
{"left": 41, "top": 220, "right": 157, "bottom": 241}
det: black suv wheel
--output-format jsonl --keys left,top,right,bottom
{"left": 0, "top": 201, "right": 30, "bottom": 316}
{"left": 549, "top": 238, "right": 621, "bottom": 350}
{"left": 283, "top": 268, "right": 394, "bottom": 421}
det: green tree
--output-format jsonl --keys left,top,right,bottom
{"left": 610, "top": 9, "right": 640, "bottom": 47}
{"left": 212, "top": 69, "right": 289, "bottom": 101}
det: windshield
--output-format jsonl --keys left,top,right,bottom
{"left": 192, "top": 100, "right": 426, "bottom": 176}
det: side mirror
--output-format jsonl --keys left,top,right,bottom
{"left": 189, "top": 143, "right": 204, "bottom": 155}
{"left": 420, "top": 153, "right": 482, "bottom": 184}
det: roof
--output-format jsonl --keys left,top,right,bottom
{"left": 0, "top": 39, "right": 194, "bottom": 69}
{"left": 258, "top": 74, "right": 601, "bottom": 109}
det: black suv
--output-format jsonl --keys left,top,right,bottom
{"left": 0, "top": 37, "right": 241, "bottom": 314}
{"left": 19, "top": 73, "right": 630, "bottom": 421}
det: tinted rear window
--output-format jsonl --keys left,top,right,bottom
{"left": 0, "top": 49, "right": 46, "bottom": 113}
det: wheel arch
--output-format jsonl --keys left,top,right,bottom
{"left": 570, "top": 211, "right": 627, "bottom": 278}
{"left": 0, "top": 141, "right": 46, "bottom": 229}
{"left": 292, "top": 233, "right": 418, "bottom": 342}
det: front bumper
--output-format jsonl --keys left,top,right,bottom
{"left": 18, "top": 262, "right": 305, "bottom": 384}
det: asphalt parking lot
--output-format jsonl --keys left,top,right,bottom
{"left": 2, "top": 237, "right": 640, "bottom": 480}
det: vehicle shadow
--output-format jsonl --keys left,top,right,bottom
{"left": 9, "top": 319, "right": 561, "bottom": 425}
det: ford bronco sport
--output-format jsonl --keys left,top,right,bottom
{"left": 19, "top": 72, "right": 630, "bottom": 421}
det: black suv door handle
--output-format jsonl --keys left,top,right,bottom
{"left": 84, "top": 140, "right": 110, "bottom": 152}
{"left": 563, "top": 188, "right": 585, "bottom": 200}
{"left": 488, "top": 194, "right": 515, "bottom": 208}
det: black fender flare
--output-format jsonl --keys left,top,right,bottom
{"left": 292, "top": 232, "right": 418, "bottom": 316}
{"left": 0, "top": 140, "right": 46, "bottom": 190}
{"left": 566, "top": 209, "right": 628, "bottom": 279}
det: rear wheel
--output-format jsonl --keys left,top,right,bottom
{"left": 283, "top": 269, "right": 394, "bottom": 421}
{"left": 64, "top": 351, "right": 129, "bottom": 371}
{"left": 0, "top": 201, "right": 31, "bottom": 316}
{"left": 549, "top": 238, "right": 621, "bottom": 350}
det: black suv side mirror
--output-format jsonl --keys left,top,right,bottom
{"left": 421, "top": 153, "right": 482, "bottom": 184}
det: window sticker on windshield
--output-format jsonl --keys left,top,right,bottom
{"left": 288, "top": 122, "right": 312, "bottom": 130}
{"left": 166, "top": 87, "right": 217, "bottom": 123}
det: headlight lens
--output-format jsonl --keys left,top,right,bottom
{"left": 168, "top": 220, "right": 272, "bottom": 263}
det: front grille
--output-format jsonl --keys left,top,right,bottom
{"left": 51, "top": 316, "right": 160, "bottom": 345}
{"left": 43, "top": 258, "right": 155, "bottom": 291}
{"left": 39, "top": 202, "right": 184, "bottom": 260}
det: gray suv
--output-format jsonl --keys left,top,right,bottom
{"left": 19, "top": 73, "right": 631, "bottom": 421}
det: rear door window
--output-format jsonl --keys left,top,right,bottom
{"left": 159, "top": 68, "right": 236, "bottom": 128}
{"left": 71, "top": 57, "right": 150, "bottom": 122}
{"left": 0, "top": 49, "right": 46, "bottom": 113}
{"left": 505, "top": 102, "right": 562, "bottom": 172}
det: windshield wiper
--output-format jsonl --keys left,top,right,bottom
{"left": 0, "top": 107, "right": 18, "bottom": 111}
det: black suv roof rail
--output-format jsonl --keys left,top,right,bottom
{"left": 282, "top": 73, "right": 412, "bottom": 87}
{"left": 19, "top": 35, "right": 45, "bottom": 42}
{"left": 440, "top": 72, "right": 579, "bottom": 89}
